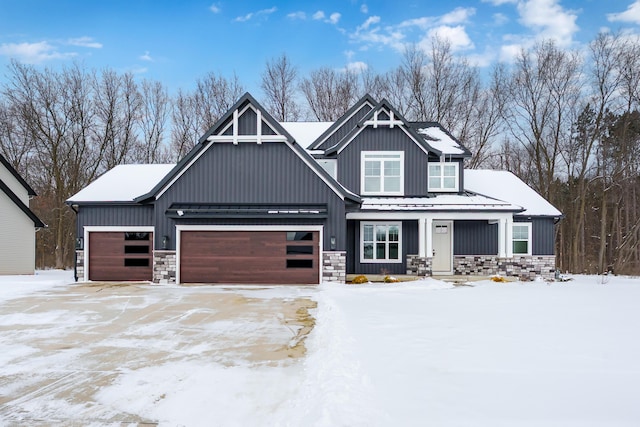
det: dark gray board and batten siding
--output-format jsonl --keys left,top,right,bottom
{"left": 315, "top": 103, "right": 373, "bottom": 151}
{"left": 346, "top": 219, "right": 419, "bottom": 275}
{"left": 75, "top": 205, "right": 154, "bottom": 236}
{"left": 153, "top": 142, "right": 347, "bottom": 251}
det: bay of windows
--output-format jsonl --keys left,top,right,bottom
{"left": 361, "top": 223, "right": 401, "bottom": 263}
{"left": 362, "top": 152, "right": 403, "bottom": 195}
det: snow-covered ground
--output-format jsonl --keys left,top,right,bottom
{"left": 1, "top": 272, "right": 639, "bottom": 426}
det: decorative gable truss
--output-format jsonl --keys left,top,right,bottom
{"left": 208, "top": 101, "right": 286, "bottom": 145}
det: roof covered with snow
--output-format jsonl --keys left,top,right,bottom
{"left": 280, "top": 122, "right": 333, "bottom": 149}
{"left": 360, "top": 194, "right": 522, "bottom": 212}
{"left": 464, "top": 169, "right": 562, "bottom": 217}
{"left": 415, "top": 125, "right": 467, "bottom": 155}
{"left": 67, "top": 164, "right": 176, "bottom": 203}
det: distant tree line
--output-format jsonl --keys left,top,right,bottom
{"left": 1, "top": 32, "right": 639, "bottom": 274}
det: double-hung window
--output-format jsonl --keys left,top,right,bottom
{"left": 361, "top": 152, "right": 404, "bottom": 195}
{"left": 428, "top": 162, "right": 459, "bottom": 192}
{"left": 361, "top": 223, "right": 401, "bottom": 263}
{"left": 512, "top": 223, "right": 532, "bottom": 255}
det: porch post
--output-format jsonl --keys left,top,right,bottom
{"left": 418, "top": 217, "right": 426, "bottom": 257}
{"left": 498, "top": 217, "right": 506, "bottom": 257}
{"left": 425, "top": 217, "right": 433, "bottom": 258}
{"left": 506, "top": 216, "right": 514, "bottom": 257}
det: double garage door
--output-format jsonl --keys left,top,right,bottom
{"left": 87, "top": 229, "right": 320, "bottom": 284}
{"left": 179, "top": 230, "right": 320, "bottom": 284}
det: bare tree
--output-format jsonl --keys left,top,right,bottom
{"left": 261, "top": 53, "right": 300, "bottom": 121}
{"left": 300, "top": 67, "right": 361, "bottom": 120}
{"left": 137, "top": 79, "right": 170, "bottom": 163}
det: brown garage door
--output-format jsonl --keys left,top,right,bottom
{"left": 88, "top": 232, "right": 153, "bottom": 281}
{"left": 179, "top": 230, "right": 319, "bottom": 284}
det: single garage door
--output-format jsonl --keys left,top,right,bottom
{"left": 179, "top": 230, "right": 320, "bottom": 284}
{"left": 88, "top": 232, "right": 153, "bottom": 281}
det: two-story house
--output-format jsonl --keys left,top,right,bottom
{"left": 67, "top": 93, "right": 561, "bottom": 284}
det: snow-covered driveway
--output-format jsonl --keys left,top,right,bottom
{"left": 0, "top": 274, "right": 317, "bottom": 425}
{"left": 1, "top": 272, "right": 640, "bottom": 426}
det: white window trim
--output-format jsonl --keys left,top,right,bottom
{"left": 361, "top": 151, "right": 404, "bottom": 196}
{"left": 512, "top": 222, "right": 532, "bottom": 256}
{"left": 428, "top": 161, "right": 459, "bottom": 192}
{"left": 360, "top": 222, "right": 402, "bottom": 264}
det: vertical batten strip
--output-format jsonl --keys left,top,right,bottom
{"left": 233, "top": 109, "right": 239, "bottom": 145}
{"left": 256, "top": 109, "right": 262, "bottom": 145}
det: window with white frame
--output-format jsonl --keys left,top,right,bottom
{"left": 361, "top": 223, "right": 402, "bottom": 263}
{"left": 512, "top": 223, "right": 532, "bottom": 255}
{"left": 428, "top": 162, "right": 459, "bottom": 192}
{"left": 361, "top": 152, "right": 404, "bottom": 195}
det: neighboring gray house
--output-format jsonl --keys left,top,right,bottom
{"left": 67, "top": 93, "right": 561, "bottom": 284}
{"left": 0, "top": 155, "right": 45, "bottom": 275}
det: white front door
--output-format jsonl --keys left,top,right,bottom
{"left": 432, "top": 221, "right": 452, "bottom": 273}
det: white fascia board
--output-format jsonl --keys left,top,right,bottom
{"left": 314, "top": 101, "right": 375, "bottom": 148}
{"left": 83, "top": 226, "right": 155, "bottom": 282}
{"left": 336, "top": 122, "right": 429, "bottom": 156}
{"left": 155, "top": 141, "right": 214, "bottom": 200}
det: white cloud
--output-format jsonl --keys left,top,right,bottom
{"left": 440, "top": 7, "right": 476, "bottom": 24}
{"left": 424, "top": 25, "right": 475, "bottom": 51}
{"left": 500, "top": 43, "right": 523, "bottom": 62}
{"left": 0, "top": 41, "right": 76, "bottom": 63}
{"left": 361, "top": 4, "right": 368, "bottom": 14}
{"left": 67, "top": 36, "right": 102, "bottom": 48}
{"left": 140, "top": 51, "right": 153, "bottom": 61}
{"left": 607, "top": 1, "right": 640, "bottom": 24}
{"left": 517, "top": 0, "right": 578, "bottom": 47}
{"left": 345, "top": 61, "right": 368, "bottom": 73}
{"left": 287, "top": 11, "right": 306, "bottom": 20}
{"left": 328, "top": 12, "right": 341, "bottom": 25}
{"left": 234, "top": 7, "right": 277, "bottom": 22}
{"left": 344, "top": 50, "right": 355, "bottom": 61}
{"left": 358, "top": 16, "right": 380, "bottom": 31}
{"left": 312, "top": 11, "right": 325, "bottom": 20}
{"left": 209, "top": 3, "right": 221, "bottom": 13}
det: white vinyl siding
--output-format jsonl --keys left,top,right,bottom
{"left": 361, "top": 222, "right": 402, "bottom": 263}
{"left": 361, "top": 152, "right": 404, "bottom": 195}
{"left": 0, "top": 191, "right": 35, "bottom": 275}
{"left": 428, "top": 162, "right": 459, "bottom": 192}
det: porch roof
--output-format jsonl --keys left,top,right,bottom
{"left": 359, "top": 194, "right": 523, "bottom": 212}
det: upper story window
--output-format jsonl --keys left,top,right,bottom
{"left": 361, "top": 151, "right": 404, "bottom": 195}
{"left": 513, "top": 223, "right": 532, "bottom": 256}
{"left": 428, "top": 162, "right": 459, "bottom": 192}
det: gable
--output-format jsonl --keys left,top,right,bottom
{"left": 0, "top": 178, "right": 45, "bottom": 227}
{"left": 308, "top": 94, "right": 376, "bottom": 151}
{"left": 140, "top": 93, "right": 359, "bottom": 204}
{"left": 0, "top": 155, "right": 35, "bottom": 204}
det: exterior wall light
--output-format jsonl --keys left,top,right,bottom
{"left": 162, "top": 235, "right": 170, "bottom": 250}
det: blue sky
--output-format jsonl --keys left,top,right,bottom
{"left": 1, "top": 1, "right": 640, "bottom": 95}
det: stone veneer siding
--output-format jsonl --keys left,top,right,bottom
{"left": 453, "top": 255, "right": 556, "bottom": 280}
{"left": 406, "top": 255, "right": 432, "bottom": 276}
{"left": 75, "top": 250, "right": 84, "bottom": 281}
{"left": 153, "top": 251, "right": 176, "bottom": 284}
{"left": 322, "top": 251, "right": 346, "bottom": 283}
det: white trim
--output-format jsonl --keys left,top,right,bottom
{"left": 361, "top": 151, "right": 404, "bottom": 196}
{"left": 311, "top": 100, "right": 375, "bottom": 149}
{"left": 359, "top": 222, "right": 402, "bottom": 264}
{"left": 418, "top": 217, "right": 426, "bottom": 257}
{"left": 316, "top": 159, "right": 337, "bottom": 180}
{"left": 256, "top": 108, "right": 262, "bottom": 144}
{"left": 512, "top": 222, "right": 532, "bottom": 256}
{"left": 346, "top": 211, "right": 513, "bottom": 221}
{"left": 335, "top": 118, "right": 430, "bottom": 156}
{"left": 83, "top": 226, "right": 155, "bottom": 282}
{"left": 207, "top": 135, "right": 287, "bottom": 143}
{"left": 428, "top": 161, "right": 459, "bottom": 192}
{"left": 175, "top": 225, "right": 324, "bottom": 285}
{"left": 155, "top": 141, "right": 213, "bottom": 200}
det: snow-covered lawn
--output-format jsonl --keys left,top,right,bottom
{"left": 1, "top": 272, "right": 639, "bottom": 426}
